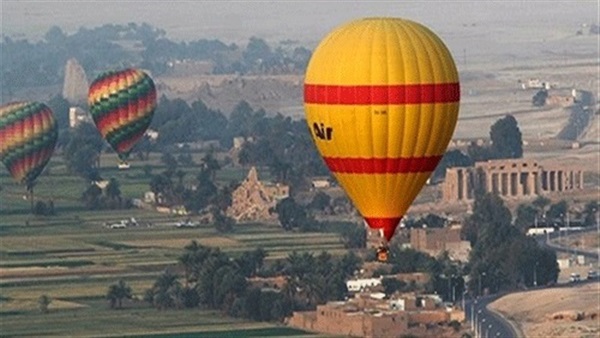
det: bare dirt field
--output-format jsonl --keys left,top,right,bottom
{"left": 490, "top": 283, "right": 600, "bottom": 338}
{"left": 556, "top": 232, "right": 600, "bottom": 255}
{"left": 157, "top": 73, "right": 304, "bottom": 117}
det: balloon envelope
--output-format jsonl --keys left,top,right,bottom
{"left": 88, "top": 68, "right": 157, "bottom": 161}
{"left": 0, "top": 101, "right": 58, "bottom": 189}
{"left": 304, "top": 18, "right": 460, "bottom": 241}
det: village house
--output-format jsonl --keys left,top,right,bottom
{"left": 68, "top": 106, "right": 92, "bottom": 128}
{"left": 287, "top": 292, "right": 464, "bottom": 338}
{"left": 410, "top": 224, "right": 471, "bottom": 262}
{"left": 346, "top": 272, "right": 431, "bottom": 293}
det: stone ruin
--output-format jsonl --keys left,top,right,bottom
{"left": 226, "top": 167, "right": 289, "bottom": 222}
{"left": 62, "top": 58, "right": 89, "bottom": 106}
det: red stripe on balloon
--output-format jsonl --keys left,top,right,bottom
{"left": 9, "top": 154, "right": 27, "bottom": 181}
{"left": 116, "top": 128, "right": 146, "bottom": 154}
{"left": 365, "top": 217, "right": 402, "bottom": 242}
{"left": 0, "top": 120, "right": 21, "bottom": 148}
{"left": 96, "top": 108, "right": 123, "bottom": 136}
{"left": 304, "top": 83, "right": 460, "bottom": 105}
{"left": 323, "top": 156, "right": 442, "bottom": 174}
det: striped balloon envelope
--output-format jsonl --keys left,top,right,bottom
{"left": 304, "top": 18, "right": 460, "bottom": 242}
{"left": 0, "top": 101, "right": 58, "bottom": 190}
{"left": 88, "top": 68, "right": 156, "bottom": 162}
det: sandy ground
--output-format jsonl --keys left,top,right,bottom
{"left": 556, "top": 232, "right": 600, "bottom": 254}
{"left": 489, "top": 283, "right": 600, "bottom": 338}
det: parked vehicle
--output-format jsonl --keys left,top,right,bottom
{"left": 108, "top": 221, "right": 127, "bottom": 229}
{"left": 587, "top": 270, "right": 598, "bottom": 280}
{"left": 106, "top": 217, "right": 138, "bottom": 229}
{"left": 569, "top": 273, "right": 581, "bottom": 283}
{"left": 175, "top": 219, "right": 196, "bottom": 228}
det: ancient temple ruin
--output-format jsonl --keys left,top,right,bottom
{"left": 226, "top": 167, "right": 289, "bottom": 222}
{"left": 62, "top": 58, "right": 89, "bottom": 106}
{"left": 443, "top": 159, "right": 584, "bottom": 201}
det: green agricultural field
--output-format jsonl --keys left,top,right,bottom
{"left": 1, "top": 302, "right": 314, "bottom": 337}
{"left": 0, "top": 152, "right": 347, "bottom": 336}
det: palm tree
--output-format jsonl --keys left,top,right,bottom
{"left": 105, "top": 178, "right": 121, "bottom": 200}
{"left": 38, "top": 294, "right": 51, "bottom": 313}
{"left": 178, "top": 250, "right": 196, "bottom": 287}
{"left": 201, "top": 151, "right": 220, "bottom": 181}
{"left": 269, "top": 158, "right": 291, "bottom": 183}
{"left": 179, "top": 241, "right": 211, "bottom": 284}
{"left": 302, "top": 274, "right": 327, "bottom": 307}
{"left": 150, "top": 173, "right": 173, "bottom": 203}
{"left": 150, "top": 270, "right": 182, "bottom": 310}
{"left": 161, "top": 152, "right": 178, "bottom": 173}
{"left": 175, "top": 169, "right": 186, "bottom": 186}
{"left": 286, "top": 251, "right": 315, "bottom": 279}
{"left": 249, "top": 248, "right": 267, "bottom": 276}
{"left": 532, "top": 196, "right": 551, "bottom": 221}
{"left": 106, "top": 279, "right": 132, "bottom": 309}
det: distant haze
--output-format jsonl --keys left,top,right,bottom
{"left": 2, "top": 1, "right": 597, "bottom": 56}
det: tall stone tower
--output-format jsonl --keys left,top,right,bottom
{"left": 62, "top": 58, "right": 89, "bottom": 106}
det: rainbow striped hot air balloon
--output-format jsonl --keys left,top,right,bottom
{"left": 0, "top": 101, "right": 58, "bottom": 191}
{"left": 88, "top": 68, "right": 157, "bottom": 165}
{"left": 304, "top": 18, "right": 460, "bottom": 244}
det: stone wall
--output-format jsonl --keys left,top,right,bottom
{"left": 289, "top": 303, "right": 409, "bottom": 338}
{"left": 409, "top": 226, "right": 470, "bottom": 262}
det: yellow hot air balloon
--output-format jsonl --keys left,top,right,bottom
{"left": 304, "top": 18, "right": 460, "bottom": 247}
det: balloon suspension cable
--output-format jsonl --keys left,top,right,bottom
{"left": 26, "top": 184, "right": 34, "bottom": 214}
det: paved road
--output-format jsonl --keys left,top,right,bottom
{"left": 463, "top": 228, "right": 599, "bottom": 338}
{"left": 465, "top": 295, "right": 520, "bottom": 338}
{"left": 535, "top": 227, "right": 599, "bottom": 261}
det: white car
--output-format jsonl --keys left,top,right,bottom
{"left": 175, "top": 220, "right": 196, "bottom": 228}
{"left": 109, "top": 221, "right": 127, "bottom": 229}
{"left": 569, "top": 273, "right": 581, "bottom": 283}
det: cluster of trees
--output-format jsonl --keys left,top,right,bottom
{"left": 514, "top": 197, "right": 598, "bottom": 231}
{"left": 532, "top": 89, "right": 548, "bottom": 107}
{"left": 432, "top": 114, "right": 523, "bottom": 181}
{"left": 62, "top": 123, "right": 104, "bottom": 181}
{"left": 107, "top": 242, "right": 362, "bottom": 322}
{"left": 403, "top": 214, "right": 449, "bottom": 229}
{"left": 144, "top": 35, "right": 311, "bottom": 75}
{"left": 466, "top": 114, "right": 523, "bottom": 162}
{"left": 150, "top": 97, "right": 329, "bottom": 191}
{"left": 148, "top": 150, "right": 235, "bottom": 219}
{"left": 371, "top": 246, "right": 465, "bottom": 302}
{"left": 463, "top": 192, "right": 559, "bottom": 295}
{"left": 57, "top": 96, "right": 331, "bottom": 212}
{"left": 1, "top": 23, "right": 310, "bottom": 100}
{"left": 57, "top": 97, "right": 526, "bottom": 215}
{"left": 32, "top": 200, "right": 56, "bottom": 216}
{"left": 272, "top": 194, "right": 365, "bottom": 249}
{"left": 274, "top": 197, "right": 316, "bottom": 231}
{"left": 81, "top": 178, "right": 131, "bottom": 210}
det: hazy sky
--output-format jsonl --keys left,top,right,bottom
{"left": 2, "top": 0, "right": 598, "bottom": 69}
{"left": 2, "top": 1, "right": 597, "bottom": 45}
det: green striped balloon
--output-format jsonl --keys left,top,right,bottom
{"left": 88, "top": 68, "right": 156, "bottom": 161}
{"left": 0, "top": 101, "right": 58, "bottom": 190}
